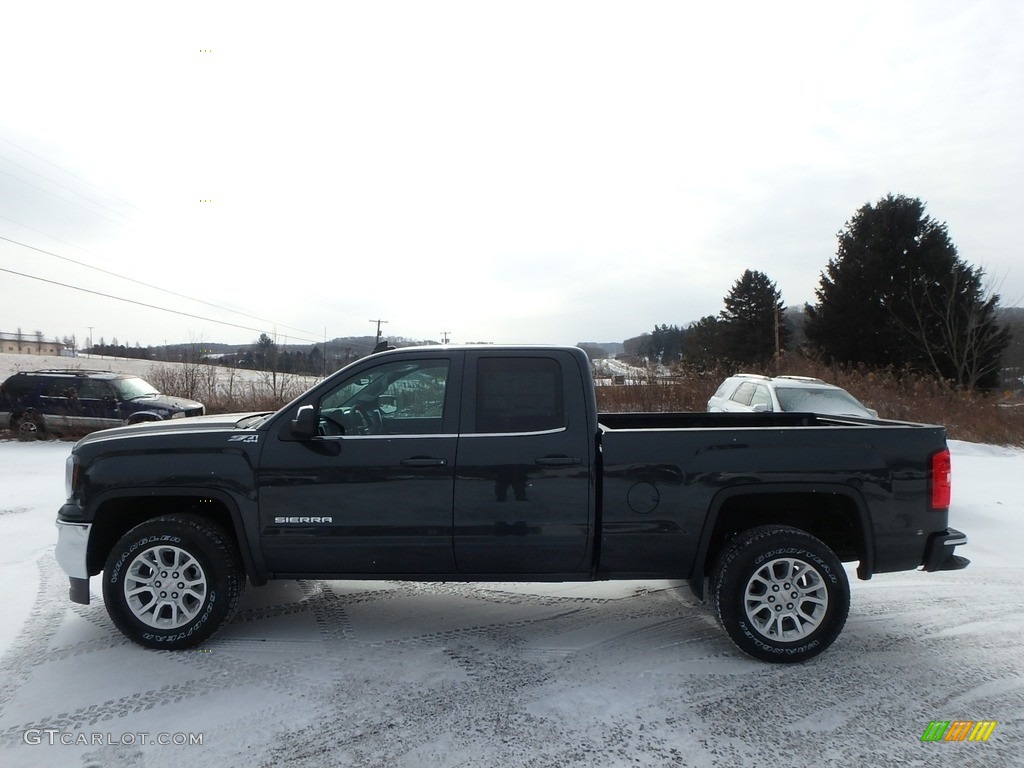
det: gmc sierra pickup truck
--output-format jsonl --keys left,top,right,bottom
{"left": 55, "top": 346, "right": 968, "bottom": 662}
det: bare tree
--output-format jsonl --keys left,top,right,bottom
{"left": 891, "top": 266, "right": 1010, "bottom": 389}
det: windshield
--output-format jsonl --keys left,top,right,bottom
{"left": 774, "top": 387, "right": 870, "bottom": 416}
{"left": 113, "top": 377, "right": 161, "bottom": 400}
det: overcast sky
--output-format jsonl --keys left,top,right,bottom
{"left": 2, "top": 0, "right": 1022, "bottom": 350}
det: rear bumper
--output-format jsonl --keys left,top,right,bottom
{"left": 922, "top": 527, "right": 970, "bottom": 572}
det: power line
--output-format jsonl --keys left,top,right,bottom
{"left": 0, "top": 135, "right": 143, "bottom": 213}
{"left": 0, "top": 233, "right": 318, "bottom": 338}
{"left": 0, "top": 151, "right": 140, "bottom": 225}
{"left": 0, "top": 137, "right": 316, "bottom": 339}
{"left": 0, "top": 166, "right": 142, "bottom": 234}
{"left": 0, "top": 265, "right": 324, "bottom": 344}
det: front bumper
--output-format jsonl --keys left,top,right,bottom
{"left": 922, "top": 527, "right": 970, "bottom": 572}
{"left": 55, "top": 520, "right": 92, "bottom": 604}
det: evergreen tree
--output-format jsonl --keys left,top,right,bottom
{"left": 645, "top": 324, "right": 684, "bottom": 364}
{"left": 680, "top": 315, "right": 725, "bottom": 369}
{"left": 718, "top": 270, "right": 787, "bottom": 366}
{"left": 806, "top": 194, "right": 1008, "bottom": 389}
{"left": 254, "top": 333, "right": 278, "bottom": 371}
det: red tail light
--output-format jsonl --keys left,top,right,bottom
{"left": 930, "top": 449, "right": 951, "bottom": 509}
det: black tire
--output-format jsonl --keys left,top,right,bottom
{"left": 710, "top": 525, "right": 849, "bottom": 663}
{"left": 102, "top": 514, "right": 246, "bottom": 650}
{"left": 12, "top": 413, "right": 44, "bottom": 440}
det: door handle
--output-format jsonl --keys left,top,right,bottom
{"left": 534, "top": 456, "right": 582, "bottom": 466}
{"left": 401, "top": 457, "right": 448, "bottom": 467}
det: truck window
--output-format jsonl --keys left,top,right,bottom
{"left": 319, "top": 359, "right": 450, "bottom": 435}
{"left": 475, "top": 357, "right": 564, "bottom": 433}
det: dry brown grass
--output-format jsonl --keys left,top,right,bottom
{"left": 146, "top": 364, "right": 314, "bottom": 413}
{"left": 595, "top": 359, "right": 1024, "bottom": 447}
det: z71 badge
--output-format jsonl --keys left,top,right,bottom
{"left": 228, "top": 435, "right": 260, "bottom": 443}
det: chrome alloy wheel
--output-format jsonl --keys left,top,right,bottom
{"left": 123, "top": 545, "right": 208, "bottom": 629}
{"left": 743, "top": 557, "right": 829, "bottom": 641}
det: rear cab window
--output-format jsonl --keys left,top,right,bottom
{"left": 474, "top": 357, "right": 565, "bottom": 433}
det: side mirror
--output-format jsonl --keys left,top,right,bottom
{"left": 290, "top": 405, "right": 318, "bottom": 439}
{"left": 751, "top": 403, "right": 770, "bottom": 413}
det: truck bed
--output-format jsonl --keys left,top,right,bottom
{"left": 599, "top": 411, "right": 890, "bottom": 430}
{"left": 595, "top": 409, "right": 950, "bottom": 580}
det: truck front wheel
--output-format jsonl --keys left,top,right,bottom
{"left": 102, "top": 514, "right": 245, "bottom": 650}
{"left": 711, "top": 525, "right": 849, "bottom": 663}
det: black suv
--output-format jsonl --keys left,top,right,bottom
{"left": 0, "top": 369, "right": 205, "bottom": 438}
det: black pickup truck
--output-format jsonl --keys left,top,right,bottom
{"left": 55, "top": 345, "right": 968, "bottom": 662}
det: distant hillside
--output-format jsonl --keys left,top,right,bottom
{"left": 576, "top": 341, "right": 624, "bottom": 359}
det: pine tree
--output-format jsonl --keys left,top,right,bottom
{"left": 719, "top": 270, "right": 787, "bottom": 366}
{"left": 680, "top": 315, "right": 725, "bottom": 369}
{"left": 806, "top": 194, "right": 1009, "bottom": 389}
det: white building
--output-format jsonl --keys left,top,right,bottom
{"left": 0, "top": 331, "right": 66, "bottom": 356}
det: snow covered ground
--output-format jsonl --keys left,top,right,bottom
{"left": 0, "top": 351, "right": 246, "bottom": 382}
{"left": 0, "top": 438, "right": 1021, "bottom": 767}
{"left": 0, "top": 352, "right": 317, "bottom": 412}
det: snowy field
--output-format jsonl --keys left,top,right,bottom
{"left": 0, "top": 438, "right": 1022, "bottom": 767}
{"left": 0, "top": 352, "right": 317, "bottom": 413}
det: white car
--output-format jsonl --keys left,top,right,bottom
{"left": 707, "top": 374, "right": 878, "bottom": 418}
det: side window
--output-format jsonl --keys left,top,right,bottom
{"left": 1, "top": 377, "right": 36, "bottom": 404}
{"left": 43, "top": 379, "right": 75, "bottom": 398}
{"left": 475, "top": 357, "right": 564, "bottom": 434}
{"left": 750, "top": 385, "right": 773, "bottom": 410}
{"left": 78, "top": 380, "right": 111, "bottom": 400}
{"left": 731, "top": 382, "right": 757, "bottom": 406}
{"left": 319, "top": 359, "right": 449, "bottom": 435}
{"left": 713, "top": 380, "right": 734, "bottom": 399}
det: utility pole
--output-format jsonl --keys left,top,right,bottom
{"left": 369, "top": 318, "right": 389, "bottom": 345}
{"left": 441, "top": 331, "right": 451, "bottom": 344}
{"left": 774, "top": 308, "right": 781, "bottom": 373}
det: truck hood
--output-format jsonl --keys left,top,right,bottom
{"left": 73, "top": 412, "right": 271, "bottom": 447}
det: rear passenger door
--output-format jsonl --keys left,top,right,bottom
{"left": 453, "top": 351, "right": 593, "bottom": 574}
{"left": 75, "top": 379, "right": 122, "bottom": 429}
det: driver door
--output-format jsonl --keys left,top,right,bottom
{"left": 257, "top": 353, "right": 462, "bottom": 575}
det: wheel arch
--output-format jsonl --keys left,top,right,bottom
{"left": 688, "top": 483, "right": 873, "bottom": 600}
{"left": 124, "top": 411, "right": 165, "bottom": 424}
{"left": 85, "top": 488, "right": 266, "bottom": 586}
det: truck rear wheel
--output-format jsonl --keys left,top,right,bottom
{"left": 711, "top": 525, "right": 849, "bottom": 663}
{"left": 102, "top": 514, "right": 245, "bottom": 649}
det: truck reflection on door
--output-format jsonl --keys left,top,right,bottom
{"left": 494, "top": 465, "right": 529, "bottom": 501}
